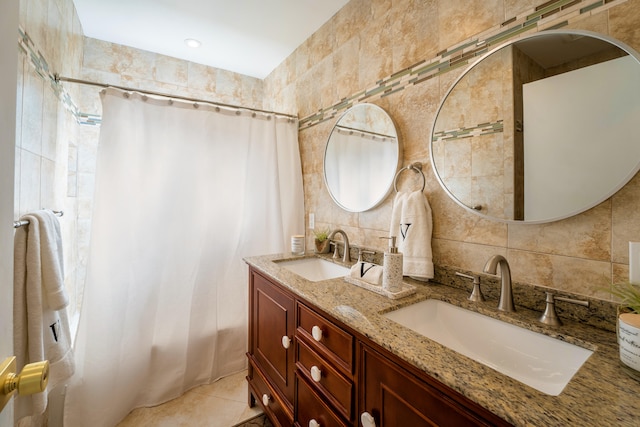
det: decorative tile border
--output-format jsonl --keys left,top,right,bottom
{"left": 17, "top": 0, "right": 624, "bottom": 129}
{"left": 18, "top": 26, "right": 101, "bottom": 126}
{"left": 432, "top": 120, "right": 504, "bottom": 143}
{"left": 299, "top": 0, "right": 626, "bottom": 130}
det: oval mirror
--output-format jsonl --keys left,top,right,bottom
{"left": 431, "top": 30, "right": 640, "bottom": 223}
{"left": 324, "top": 103, "right": 401, "bottom": 212}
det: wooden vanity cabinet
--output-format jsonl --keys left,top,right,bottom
{"left": 247, "top": 270, "right": 295, "bottom": 426}
{"left": 247, "top": 266, "right": 511, "bottom": 427}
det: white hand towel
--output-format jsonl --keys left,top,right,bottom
{"left": 349, "top": 262, "right": 384, "bottom": 285}
{"left": 14, "top": 210, "right": 75, "bottom": 420}
{"left": 389, "top": 190, "right": 434, "bottom": 280}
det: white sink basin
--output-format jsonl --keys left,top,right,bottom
{"left": 277, "top": 257, "right": 350, "bottom": 282}
{"left": 383, "top": 299, "right": 593, "bottom": 395}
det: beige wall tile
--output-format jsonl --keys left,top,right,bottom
{"left": 268, "top": 0, "right": 640, "bottom": 302}
{"left": 508, "top": 203, "right": 612, "bottom": 261}
{"left": 358, "top": 11, "right": 393, "bottom": 88}
{"left": 508, "top": 249, "right": 611, "bottom": 299}
{"left": 609, "top": 0, "right": 640, "bottom": 47}
{"left": 438, "top": 0, "right": 504, "bottom": 51}
{"left": 612, "top": 173, "right": 640, "bottom": 264}
{"left": 390, "top": 0, "right": 439, "bottom": 71}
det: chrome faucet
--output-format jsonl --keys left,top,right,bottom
{"left": 328, "top": 229, "right": 350, "bottom": 263}
{"left": 483, "top": 255, "right": 515, "bottom": 312}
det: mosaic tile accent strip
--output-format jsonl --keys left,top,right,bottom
{"left": 432, "top": 120, "right": 504, "bottom": 143}
{"left": 18, "top": 27, "right": 101, "bottom": 126}
{"left": 17, "top": 0, "right": 625, "bottom": 129}
{"left": 298, "top": 0, "right": 627, "bottom": 131}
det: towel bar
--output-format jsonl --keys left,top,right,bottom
{"left": 393, "top": 162, "right": 426, "bottom": 192}
{"left": 13, "top": 210, "right": 63, "bottom": 229}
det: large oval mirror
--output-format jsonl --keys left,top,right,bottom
{"left": 431, "top": 30, "right": 640, "bottom": 223}
{"left": 324, "top": 103, "right": 401, "bottom": 212}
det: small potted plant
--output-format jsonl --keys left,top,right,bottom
{"left": 609, "top": 280, "right": 640, "bottom": 380}
{"left": 313, "top": 228, "right": 331, "bottom": 254}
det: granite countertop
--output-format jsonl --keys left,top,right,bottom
{"left": 245, "top": 253, "right": 640, "bottom": 427}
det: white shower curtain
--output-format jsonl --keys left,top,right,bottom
{"left": 64, "top": 88, "right": 304, "bottom": 426}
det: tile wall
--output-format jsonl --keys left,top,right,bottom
{"left": 16, "top": 0, "right": 85, "bottom": 323}
{"left": 15, "top": 0, "right": 266, "bottom": 325}
{"left": 264, "top": 0, "right": 640, "bottom": 301}
{"left": 14, "top": 0, "right": 640, "bottom": 333}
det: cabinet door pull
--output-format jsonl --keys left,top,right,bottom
{"left": 262, "top": 393, "right": 270, "bottom": 406}
{"left": 361, "top": 412, "right": 376, "bottom": 427}
{"left": 309, "top": 419, "right": 320, "bottom": 427}
{"left": 310, "top": 365, "right": 322, "bottom": 382}
{"left": 311, "top": 325, "right": 323, "bottom": 341}
{"left": 281, "top": 335, "right": 292, "bottom": 349}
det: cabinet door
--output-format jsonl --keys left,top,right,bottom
{"left": 360, "top": 344, "right": 501, "bottom": 427}
{"left": 251, "top": 271, "right": 296, "bottom": 404}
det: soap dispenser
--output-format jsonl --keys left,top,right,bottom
{"left": 380, "top": 236, "right": 403, "bottom": 293}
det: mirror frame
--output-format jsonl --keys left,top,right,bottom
{"left": 324, "top": 103, "right": 402, "bottom": 212}
{"left": 430, "top": 29, "right": 640, "bottom": 224}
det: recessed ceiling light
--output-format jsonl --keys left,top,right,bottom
{"left": 184, "top": 38, "right": 202, "bottom": 48}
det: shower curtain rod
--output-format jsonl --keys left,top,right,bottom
{"left": 13, "top": 210, "right": 64, "bottom": 228}
{"left": 54, "top": 75, "right": 298, "bottom": 120}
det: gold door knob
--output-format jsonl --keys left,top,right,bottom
{"left": 1, "top": 357, "right": 49, "bottom": 412}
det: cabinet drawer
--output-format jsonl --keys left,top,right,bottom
{"left": 248, "top": 359, "right": 293, "bottom": 427}
{"left": 297, "top": 303, "right": 354, "bottom": 373}
{"left": 296, "top": 337, "right": 354, "bottom": 421}
{"left": 296, "top": 373, "right": 349, "bottom": 427}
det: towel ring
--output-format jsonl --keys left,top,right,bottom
{"left": 393, "top": 162, "right": 426, "bottom": 192}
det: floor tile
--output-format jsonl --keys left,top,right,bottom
{"left": 117, "top": 370, "right": 262, "bottom": 426}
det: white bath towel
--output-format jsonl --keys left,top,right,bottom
{"left": 389, "top": 191, "right": 434, "bottom": 280}
{"left": 349, "top": 262, "right": 384, "bottom": 285}
{"left": 14, "top": 210, "right": 75, "bottom": 420}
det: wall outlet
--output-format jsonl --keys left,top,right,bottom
{"left": 309, "top": 213, "right": 315, "bottom": 229}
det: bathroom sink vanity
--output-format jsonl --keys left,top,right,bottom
{"left": 245, "top": 254, "right": 640, "bottom": 426}
{"left": 247, "top": 263, "right": 507, "bottom": 426}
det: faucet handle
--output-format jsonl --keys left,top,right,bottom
{"left": 330, "top": 241, "right": 340, "bottom": 259}
{"left": 539, "top": 292, "right": 590, "bottom": 326}
{"left": 357, "top": 249, "right": 375, "bottom": 263}
{"left": 456, "top": 272, "right": 485, "bottom": 302}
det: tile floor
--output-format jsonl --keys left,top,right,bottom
{"left": 116, "top": 370, "right": 267, "bottom": 427}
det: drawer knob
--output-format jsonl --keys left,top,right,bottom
{"left": 281, "top": 335, "right": 292, "bottom": 349}
{"left": 311, "top": 325, "right": 323, "bottom": 341}
{"left": 310, "top": 365, "right": 322, "bottom": 382}
{"left": 361, "top": 412, "right": 376, "bottom": 427}
{"left": 262, "top": 393, "right": 270, "bottom": 406}
{"left": 309, "top": 419, "right": 320, "bottom": 427}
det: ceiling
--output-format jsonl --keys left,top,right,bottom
{"left": 73, "top": 0, "right": 350, "bottom": 79}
